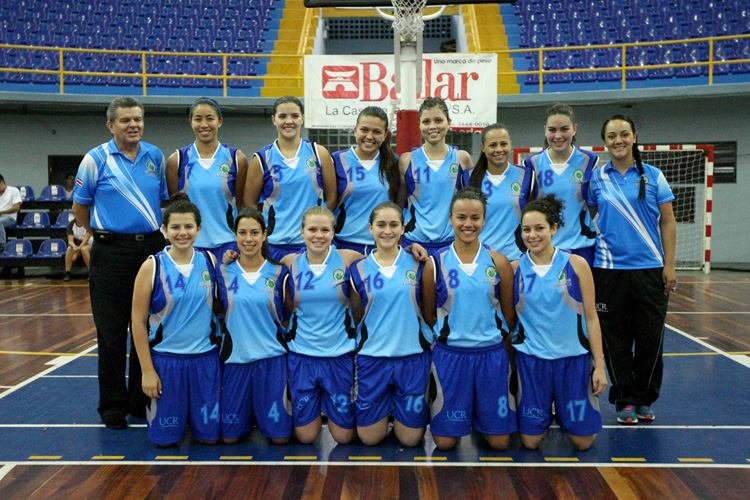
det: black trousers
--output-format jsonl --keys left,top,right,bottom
{"left": 592, "top": 267, "right": 669, "bottom": 409}
{"left": 89, "top": 231, "right": 165, "bottom": 420}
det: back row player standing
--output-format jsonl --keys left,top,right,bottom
{"left": 524, "top": 103, "right": 599, "bottom": 265}
{"left": 400, "top": 97, "right": 473, "bottom": 256}
{"left": 244, "top": 96, "right": 337, "bottom": 262}
{"left": 167, "top": 98, "right": 249, "bottom": 262}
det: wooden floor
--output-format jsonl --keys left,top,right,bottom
{"left": 1, "top": 271, "right": 749, "bottom": 500}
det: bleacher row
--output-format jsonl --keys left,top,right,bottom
{"left": 0, "top": 185, "right": 74, "bottom": 277}
{"left": 505, "top": 0, "right": 750, "bottom": 85}
{"left": 0, "top": 0, "right": 284, "bottom": 91}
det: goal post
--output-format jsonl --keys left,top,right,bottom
{"left": 513, "top": 144, "right": 713, "bottom": 273}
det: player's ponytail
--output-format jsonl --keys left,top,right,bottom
{"left": 357, "top": 107, "right": 400, "bottom": 202}
{"left": 522, "top": 193, "right": 564, "bottom": 229}
{"left": 469, "top": 123, "right": 509, "bottom": 189}
{"left": 163, "top": 192, "right": 201, "bottom": 227}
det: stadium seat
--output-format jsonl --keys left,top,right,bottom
{"left": 52, "top": 210, "right": 75, "bottom": 229}
{"left": 0, "top": 239, "right": 33, "bottom": 258}
{"left": 18, "top": 211, "right": 51, "bottom": 229}
{"left": 33, "top": 239, "right": 67, "bottom": 259}
{"left": 36, "top": 185, "right": 67, "bottom": 202}
{"left": 16, "top": 186, "right": 35, "bottom": 202}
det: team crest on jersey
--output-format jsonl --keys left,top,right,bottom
{"left": 507, "top": 182, "right": 522, "bottom": 197}
{"left": 554, "top": 268, "right": 572, "bottom": 288}
{"left": 447, "top": 163, "right": 459, "bottom": 180}
{"left": 145, "top": 161, "right": 158, "bottom": 177}
{"left": 199, "top": 269, "right": 212, "bottom": 288}
{"left": 483, "top": 265, "right": 499, "bottom": 285}
{"left": 403, "top": 269, "right": 418, "bottom": 286}
{"left": 305, "top": 157, "right": 317, "bottom": 174}
{"left": 637, "top": 175, "right": 649, "bottom": 185}
{"left": 263, "top": 277, "right": 277, "bottom": 294}
{"left": 330, "top": 268, "right": 345, "bottom": 286}
{"left": 574, "top": 169, "right": 584, "bottom": 180}
{"left": 217, "top": 162, "right": 231, "bottom": 177}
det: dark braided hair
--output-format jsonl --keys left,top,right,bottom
{"left": 450, "top": 186, "right": 488, "bottom": 216}
{"left": 356, "top": 107, "right": 400, "bottom": 202}
{"left": 163, "top": 192, "right": 201, "bottom": 226}
{"left": 469, "top": 123, "right": 510, "bottom": 190}
{"left": 600, "top": 113, "right": 646, "bottom": 201}
{"left": 522, "top": 194, "right": 564, "bottom": 229}
{"left": 544, "top": 102, "right": 577, "bottom": 148}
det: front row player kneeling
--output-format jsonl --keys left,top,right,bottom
{"left": 512, "top": 194, "right": 607, "bottom": 450}
{"left": 131, "top": 193, "right": 221, "bottom": 446}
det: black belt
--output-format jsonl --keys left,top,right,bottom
{"left": 94, "top": 229, "right": 162, "bottom": 243}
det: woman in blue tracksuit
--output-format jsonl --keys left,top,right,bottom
{"left": 349, "top": 201, "right": 433, "bottom": 447}
{"left": 166, "top": 97, "right": 249, "bottom": 261}
{"left": 131, "top": 193, "right": 221, "bottom": 446}
{"left": 459, "top": 123, "right": 536, "bottom": 261}
{"left": 588, "top": 114, "right": 677, "bottom": 425}
{"left": 424, "top": 187, "right": 518, "bottom": 451}
{"left": 333, "top": 106, "right": 404, "bottom": 254}
{"left": 244, "top": 95, "right": 337, "bottom": 262}
{"left": 216, "top": 207, "right": 292, "bottom": 444}
{"left": 512, "top": 194, "right": 607, "bottom": 450}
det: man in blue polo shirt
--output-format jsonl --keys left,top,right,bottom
{"left": 73, "top": 96, "right": 168, "bottom": 430}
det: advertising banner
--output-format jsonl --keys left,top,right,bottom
{"left": 303, "top": 53, "right": 498, "bottom": 131}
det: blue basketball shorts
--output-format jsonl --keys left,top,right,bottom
{"left": 401, "top": 237, "right": 453, "bottom": 258}
{"left": 429, "top": 342, "right": 517, "bottom": 438}
{"left": 515, "top": 351, "right": 602, "bottom": 437}
{"left": 147, "top": 348, "right": 221, "bottom": 446}
{"left": 287, "top": 351, "right": 355, "bottom": 429}
{"left": 354, "top": 351, "right": 430, "bottom": 428}
{"left": 221, "top": 354, "right": 292, "bottom": 440}
{"left": 199, "top": 241, "right": 239, "bottom": 265}
{"left": 565, "top": 245, "right": 595, "bottom": 267}
{"left": 267, "top": 243, "right": 305, "bottom": 263}
{"left": 333, "top": 238, "right": 374, "bottom": 255}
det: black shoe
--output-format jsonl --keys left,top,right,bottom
{"left": 130, "top": 406, "right": 147, "bottom": 419}
{"left": 103, "top": 415, "right": 128, "bottom": 430}
{"left": 63, "top": 271, "right": 72, "bottom": 282}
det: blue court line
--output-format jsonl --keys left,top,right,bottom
{"left": 0, "top": 327, "right": 748, "bottom": 466}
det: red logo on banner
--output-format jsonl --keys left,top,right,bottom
{"left": 322, "top": 66, "right": 359, "bottom": 98}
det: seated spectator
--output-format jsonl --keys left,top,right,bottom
{"left": 64, "top": 173, "right": 76, "bottom": 200}
{"left": 64, "top": 218, "right": 92, "bottom": 281}
{"left": 0, "top": 174, "right": 22, "bottom": 253}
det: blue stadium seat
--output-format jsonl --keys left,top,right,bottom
{"left": 1, "top": 239, "right": 33, "bottom": 258}
{"left": 36, "top": 185, "right": 66, "bottom": 202}
{"left": 33, "top": 239, "right": 67, "bottom": 259}
{"left": 18, "top": 211, "right": 51, "bottom": 229}
{"left": 52, "top": 210, "right": 75, "bottom": 229}
{"left": 732, "top": 39, "right": 750, "bottom": 74}
{"left": 16, "top": 186, "right": 35, "bottom": 202}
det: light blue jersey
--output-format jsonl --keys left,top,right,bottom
{"left": 350, "top": 248, "right": 431, "bottom": 357}
{"left": 216, "top": 259, "right": 288, "bottom": 364}
{"left": 256, "top": 140, "right": 323, "bottom": 246}
{"left": 434, "top": 244, "right": 509, "bottom": 348}
{"left": 458, "top": 164, "right": 536, "bottom": 260}
{"left": 404, "top": 146, "right": 458, "bottom": 245}
{"left": 587, "top": 161, "right": 674, "bottom": 269}
{"left": 333, "top": 147, "right": 391, "bottom": 246}
{"left": 148, "top": 248, "right": 217, "bottom": 355}
{"left": 177, "top": 143, "right": 239, "bottom": 250}
{"left": 74, "top": 139, "right": 168, "bottom": 233}
{"left": 287, "top": 248, "right": 355, "bottom": 357}
{"left": 513, "top": 249, "right": 589, "bottom": 359}
{"left": 524, "top": 147, "right": 598, "bottom": 251}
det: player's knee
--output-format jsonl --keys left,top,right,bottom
{"left": 396, "top": 432, "right": 423, "bottom": 448}
{"left": 294, "top": 428, "right": 319, "bottom": 444}
{"left": 271, "top": 436, "right": 291, "bottom": 445}
{"left": 222, "top": 437, "right": 239, "bottom": 445}
{"left": 432, "top": 435, "right": 458, "bottom": 451}
{"left": 520, "top": 433, "right": 544, "bottom": 450}
{"left": 484, "top": 433, "right": 510, "bottom": 451}
{"left": 357, "top": 429, "right": 385, "bottom": 446}
{"left": 569, "top": 434, "right": 596, "bottom": 450}
{"left": 198, "top": 438, "right": 218, "bottom": 445}
{"left": 331, "top": 427, "right": 356, "bottom": 445}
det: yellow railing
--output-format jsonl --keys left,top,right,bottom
{"left": 1, "top": 34, "right": 749, "bottom": 96}
{"left": 508, "top": 34, "right": 750, "bottom": 94}
{"left": 0, "top": 44, "right": 304, "bottom": 96}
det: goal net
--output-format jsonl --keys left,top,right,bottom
{"left": 513, "top": 145, "right": 713, "bottom": 273}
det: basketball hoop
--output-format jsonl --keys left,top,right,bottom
{"left": 374, "top": 1, "right": 447, "bottom": 154}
